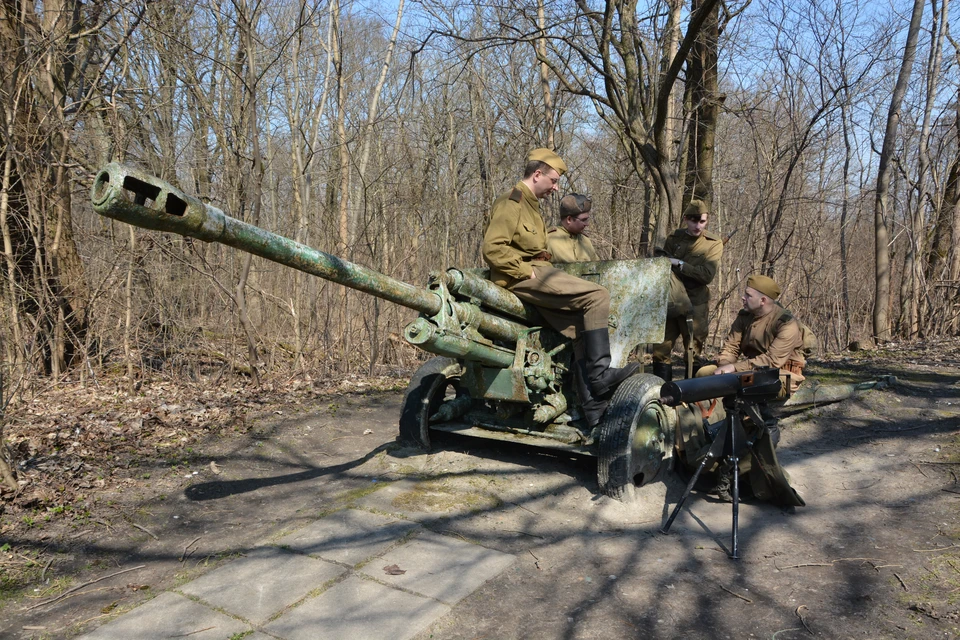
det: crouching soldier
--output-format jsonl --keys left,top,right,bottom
{"left": 689, "top": 274, "right": 808, "bottom": 504}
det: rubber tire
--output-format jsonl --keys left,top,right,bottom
{"left": 398, "top": 357, "right": 462, "bottom": 450}
{"left": 597, "top": 373, "right": 675, "bottom": 500}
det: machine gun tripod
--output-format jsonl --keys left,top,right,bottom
{"left": 657, "top": 368, "right": 785, "bottom": 559}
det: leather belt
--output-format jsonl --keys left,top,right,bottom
{"left": 522, "top": 251, "right": 553, "bottom": 262}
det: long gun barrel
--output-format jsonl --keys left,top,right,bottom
{"left": 91, "top": 163, "right": 528, "bottom": 344}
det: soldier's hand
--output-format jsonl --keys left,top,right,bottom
{"left": 714, "top": 364, "right": 736, "bottom": 375}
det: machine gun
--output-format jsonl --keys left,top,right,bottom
{"left": 90, "top": 163, "right": 672, "bottom": 500}
{"left": 658, "top": 368, "right": 784, "bottom": 558}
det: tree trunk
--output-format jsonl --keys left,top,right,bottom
{"left": 236, "top": 0, "right": 264, "bottom": 385}
{"left": 925, "top": 152, "right": 960, "bottom": 334}
{"left": 683, "top": 0, "right": 720, "bottom": 209}
{"left": 873, "top": 0, "right": 924, "bottom": 343}
{"left": 839, "top": 102, "right": 853, "bottom": 346}
{"left": 331, "top": 0, "right": 353, "bottom": 371}
{"left": 537, "top": 0, "right": 555, "bottom": 149}
{"left": 909, "top": 0, "right": 948, "bottom": 336}
{"left": 123, "top": 226, "right": 137, "bottom": 391}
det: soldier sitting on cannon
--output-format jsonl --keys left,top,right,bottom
{"left": 546, "top": 193, "right": 599, "bottom": 263}
{"left": 482, "top": 149, "right": 638, "bottom": 427}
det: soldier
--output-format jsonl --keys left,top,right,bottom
{"left": 699, "top": 274, "right": 806, "bottom": 396}
{"left": 483, "top": 149, "right": 637, "bottom": 427}
{"left": 547, "top": 193, "right": 600, "bottom": 263}
{"left": 650, "top": 200, "right": 723, "bottom": 381}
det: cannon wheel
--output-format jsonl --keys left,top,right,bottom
{"left": 597, "top": 373, "right": 676, "bottom": 500}
{"left": 398, "top": 357, "right": 463, "bottom": 449}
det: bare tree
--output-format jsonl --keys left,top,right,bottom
{"left": 873, "top": 0, "right": 924, "bottom": 343}
{"left": 0, "top": 0, "right": 100, "bottom": 377}
{"left": 902, "top": 0, "right": 949, "bottom": 337}
{"left": 682, "top": 0, "right": 722, "bottom": 210}
{"left": 924, "top": 29, "right": 960, "bottom": 335}
{"left": 539, "top": 0, "right": 726, "bottom": 242}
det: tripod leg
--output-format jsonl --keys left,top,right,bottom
{"left": 729, "top": 412, "right": 741, "bottom": 560}
{"left": 661, "top": 452, "right": 715, "bottom": 535}
{"left": 730, "top": 454, "right": 741, "bottom": 559}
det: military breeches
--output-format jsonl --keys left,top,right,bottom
{"left": 651, "top": 302, "right": 709, "bottom": 363}
{"left": 509, "top": 266, "right": 610, "bottom": 339}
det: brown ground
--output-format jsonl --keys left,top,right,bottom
{"left": 1, "top": 341, "right": 959, "bottom": 639}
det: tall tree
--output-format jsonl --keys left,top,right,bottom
{"left": 903, "top": 0, "right": 948, "bottom": 336}
{"left": 873, "top": 0, "right": 924, "bottom": 343}
{"left": 682, "top": 0, "right": 722, "bottom": 211}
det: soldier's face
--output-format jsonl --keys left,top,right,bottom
{"left": 563, "top": 213, "right": 590, "bottom": 235}
{"left": 742, "top": 287, "right": 766, "bottom": 314}
{"left": 684, "top": 214, "right": 708, "bottom": 237}
{"left": 532, "top": 168, "right": 561, "bottom": 199}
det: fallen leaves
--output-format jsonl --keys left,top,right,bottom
{"left": 1, "top": 372, "right": 406, "bottom": 537}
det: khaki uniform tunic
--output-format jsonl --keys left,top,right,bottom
{"left": 482, "top": 182, "right": 609, "bottom": 338}
{"left": 718, "top": 306, "right": 806, "bottom": 392}
{"left": 662, "top": 228, "right": 723, "bottom": 306}
{"left": 547, "top": 226, "right": 599, "bottom": 262}
{"left": 483, "top": 182, "right": 552, "bottom": 286}
{"left": 651, "top": 228, "right": 724, "bottom": 362}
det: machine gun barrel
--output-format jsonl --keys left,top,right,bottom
{"left": 90, "top": 164, "right": 528, "bottom": 343}
{"left": 659, "top": 367, "right": 782, "bottom": 406}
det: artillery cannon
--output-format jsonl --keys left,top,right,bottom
{"left": 91, "top": 163, "right": 674, "bottom": 499}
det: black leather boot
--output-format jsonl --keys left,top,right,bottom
{"left": 582, "top": 328, "right": 639, "bottom": 398}
{"left": 574, "top": 358, "right": 608, "bottom": 428}
{"left": 651, "top": 361, "right": 672, "bottom": 382}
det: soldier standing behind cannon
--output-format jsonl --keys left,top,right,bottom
{"left": 650, "top": 200, "right": 724, "bottom": 381}
{"left": 482, "top": 149, "right": 637, "bottom": 427}
{"left": 546, "top": 193, "right": 600, "bottom": 263}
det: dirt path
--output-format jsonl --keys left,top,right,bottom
{"left": 2, "top": 345, "right": 959, "bottom": 639}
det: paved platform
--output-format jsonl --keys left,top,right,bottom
{"left": 76, "top": 508, "right": 515, "bottom": 640}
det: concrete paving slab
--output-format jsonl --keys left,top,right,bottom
{"left": 352, "top": 478, "right": 501, "bottom": 523}
{"left": 75, "top": 591, "right": 251, "bottom": 640}
{"left": 178, "top": 546, "right": 347, "bottom": 624}
{"left": 263, "top": 574, "right": 449, "bottom": 640}
{"left": 359, "top": 530, "right": 515, "bottom": 604}
{"left": 277, "top": 508, "right": 420, "bottom": 566}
